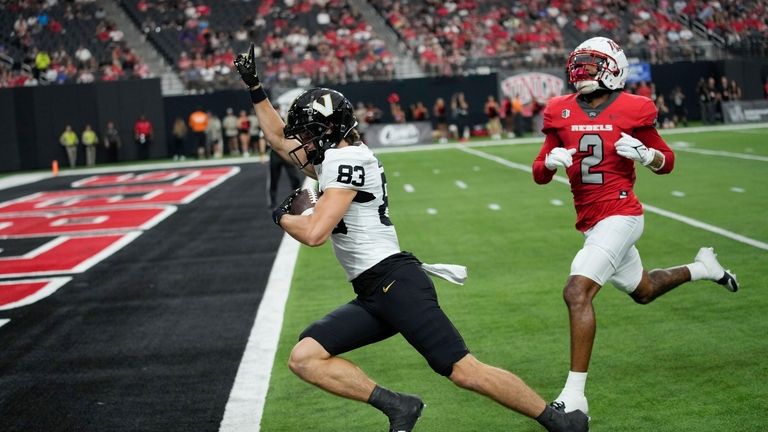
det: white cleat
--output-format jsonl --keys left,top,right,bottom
{"left": 695, "top": 247, "right": 739, "bottom": 292}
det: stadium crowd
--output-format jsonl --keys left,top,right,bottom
{"left": 372, "top": 0, "right": 567, "bottom": 73}
{"left": 122, "top": 0, "right": 395, "bottom": 91}
{"left": 119, "top": 0, "right": 768, "bottom": 89}
{"left": 1, "top": 0, "right": 151, "bottom": 88}
{"left": 3, "top": 0, "right": 766, "bottom": 90}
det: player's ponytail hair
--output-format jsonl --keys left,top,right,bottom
{"left": 346, "top": 128, "right": 360, "bottom": 143}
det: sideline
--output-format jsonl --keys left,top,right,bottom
{"left": 218, "top": 233, "right": 300, "bottom": 432}
{"left": 669, "top": 146, "right": 768, "bottom": 161}
{"left": 219, "top": 177, "right": 315, "bottom": 432}
{"left": 458, "top": 146, "right": 768, "bottom": 251}
{"left": 2, "top": 122, "right": 765, "bottom": 191}
{"left": 374, "top": 122, "right": 768, "bottom": 153}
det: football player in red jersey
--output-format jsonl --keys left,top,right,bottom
{"left": 532, "top": 37, "right": 739, "bottom": 417}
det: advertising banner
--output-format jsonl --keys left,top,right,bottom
{"left": 364, "top": 121, "right": 434, "bottom": 147}
{"left": 499, "top": 71, "right": 565, "bottom": 104}
{"left": 627, "top": 62, "right": 652, "bottom": 84}
{"left": 722, "top": 100, "right": 768, "bottom": 123}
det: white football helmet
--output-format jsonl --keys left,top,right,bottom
{"left": 567, "top": 36, "right": 628, "bottom": 94}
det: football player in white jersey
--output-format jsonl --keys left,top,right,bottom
{"left": 235, "top": 44, "right": 588, "bottom": 432}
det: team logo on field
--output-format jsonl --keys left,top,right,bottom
{"left": 0, "top": 167, "right": 239, "bottom": 314}
{"left": 562, "top": 109, "right": 570, "bottom": 118}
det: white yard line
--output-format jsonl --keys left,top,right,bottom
{"left": 218, "top": 233, "right": 300, "bottom": 432}
{"left": 458, "top": 146, "right": 768, "bottom": 251}
{"left": 219, "top": 178, "right": 316, "bottom": 432}
{"left": 672, "top": 147, "right": 768, "bottom": 161}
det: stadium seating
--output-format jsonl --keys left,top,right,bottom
{"left": 370, "top": 0, "right": 567, "bottom": 74}
{"left": 0, "top": 0, "right": 150, "bottom": 88}
{"left": 121, "top": 0, "right": 395, "bottom": 91}
{"left": 2, "top": 0, "right": 764, "bottom": 91}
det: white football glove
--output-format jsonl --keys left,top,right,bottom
{"left": 615, "top": 132, "right": 654, "bottom": 166}
{"left": 544, "top": 147, "right": 577, "bottom": 171}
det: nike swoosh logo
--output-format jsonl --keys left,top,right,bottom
{"left": 382, "top": 280, "right": 395, "bottom": 293}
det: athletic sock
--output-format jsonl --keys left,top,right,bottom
{"left": 686, "top": 262, "right": 708, "bottom": 281}
{"left": 562, "top": 371, "right": 587, "bottom": 395}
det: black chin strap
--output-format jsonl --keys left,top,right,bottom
{"left": 579, "top": 88, "right": 611, "bottom": 103}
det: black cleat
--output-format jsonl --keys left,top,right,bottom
{"left": 562, "top": 410, "right": 589, "bottom": 432}
{"left": 387, "top": 393, "right": 425, "bottom": 432}
{"left": 717, "top": 270, "right": 739, "bottom": 292}
{"left": 549, "top": 401, "right": 566, "bottom": 412}
{"left": 539, "top": 402, "right": 589, "bottom": 432}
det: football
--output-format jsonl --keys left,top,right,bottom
{"left": 289, "top": 188, "right": 321, "bottom": 216}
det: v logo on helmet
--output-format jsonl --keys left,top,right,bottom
{"left": 312, "top": 94, "right": 334, "bottom": 117}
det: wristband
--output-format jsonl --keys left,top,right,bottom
{"left": 647, "top": 149, "right": 665, "bottom": 171}
{"left": 272, "top": 206, "right": 288, "bottom": 226}
{"left": 250, "top": 86, "right": 267, "bottom": 104}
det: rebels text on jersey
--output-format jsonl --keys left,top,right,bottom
{"left": 316, "top": 143, "right": 400, "bottom": 280}
{"left": 532, "top": 91, "right": 675, "bottom": 232}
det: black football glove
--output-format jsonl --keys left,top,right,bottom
{"left": 272, "top": 188, "right": 302, "bottom": 226}
{"left": 234, "top": 43, "right": 260, "bottom": 88}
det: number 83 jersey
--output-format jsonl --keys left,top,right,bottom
{"left": 316, "top": 143, "right": 400, "bottom": 281}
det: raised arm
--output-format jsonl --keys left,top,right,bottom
{"left": 234, "top": 43, "right": 316, "bottom": 178}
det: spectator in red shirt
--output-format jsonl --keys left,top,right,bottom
{"left": 635, "top": 81, "right": 653, "bottom": 99}
{"left": 133, "top": 114, "right": 153, "bottom": 160}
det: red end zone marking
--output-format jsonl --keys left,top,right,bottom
{"left": 0, "top": 167, "right": 239, "bottom": 213}
{"left": 0, "top": 277, "right": 71, "bottom": 310}
{"left": 0, "top": 233, "right": 141, "bottom": 278}
{"left": 0, "top": 166, "right": 239, "bottom": 312}
{"left": 71, "top": 167, "right": 237, "bottom": 188}
{"left": 0, "top": 206, "right": 176, "bottom": 238}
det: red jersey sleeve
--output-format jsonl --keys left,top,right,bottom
{"left": 631, "top": 96, "right": 674, "bottom": 174}
{"left": 541, "top": 97, "right": 559, "bottom": 135}
{"left": 634, "top": 126, "right": 675, "bottom": 174}
{"left": 635, "top": 96, "right": 658, "bottom": 128}
{"left": 532, "top": 133, "right": 562, "bottom": 184}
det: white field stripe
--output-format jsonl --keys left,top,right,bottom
{"left": 459, "top": 147, "right": 768, "bottom": 251}
{"left": 372, "top": 122, "right": 768, "bottom": 153}
{"left": 0, "top": 319, "right": 8, "bottom": 328}
{"left": 218, "top": 233, "right": 299, "bottom": 432}
{"left": 71, "top": 232, "right": 144, "bottom": 273}
{"left": 455, "top": 180, "right": 468, "bottom": 189}
{"left": 642, "top": 204, "right": 768, "bottom": 250}
{"left": 672, "top": 147, "right": 768, "bottom": 162}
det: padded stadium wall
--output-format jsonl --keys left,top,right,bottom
{"left": 0, "top": 79, "right": 165, "bottom": 172}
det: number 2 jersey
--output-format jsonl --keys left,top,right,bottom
{"left": 316, "top": 143, "right": 400, "bottom": 280}
{"left": 532, "top": 91, "right": 675, "bottom": 232}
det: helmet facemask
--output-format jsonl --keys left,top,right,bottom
{"left": 285, "top": 121, "right": 332, "bottom": 169}
{"left": 567, "top": 37, "right": 628, "bottom": 95}
{"left": 283, "top": 88, "right": 358, "bottom": 169}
